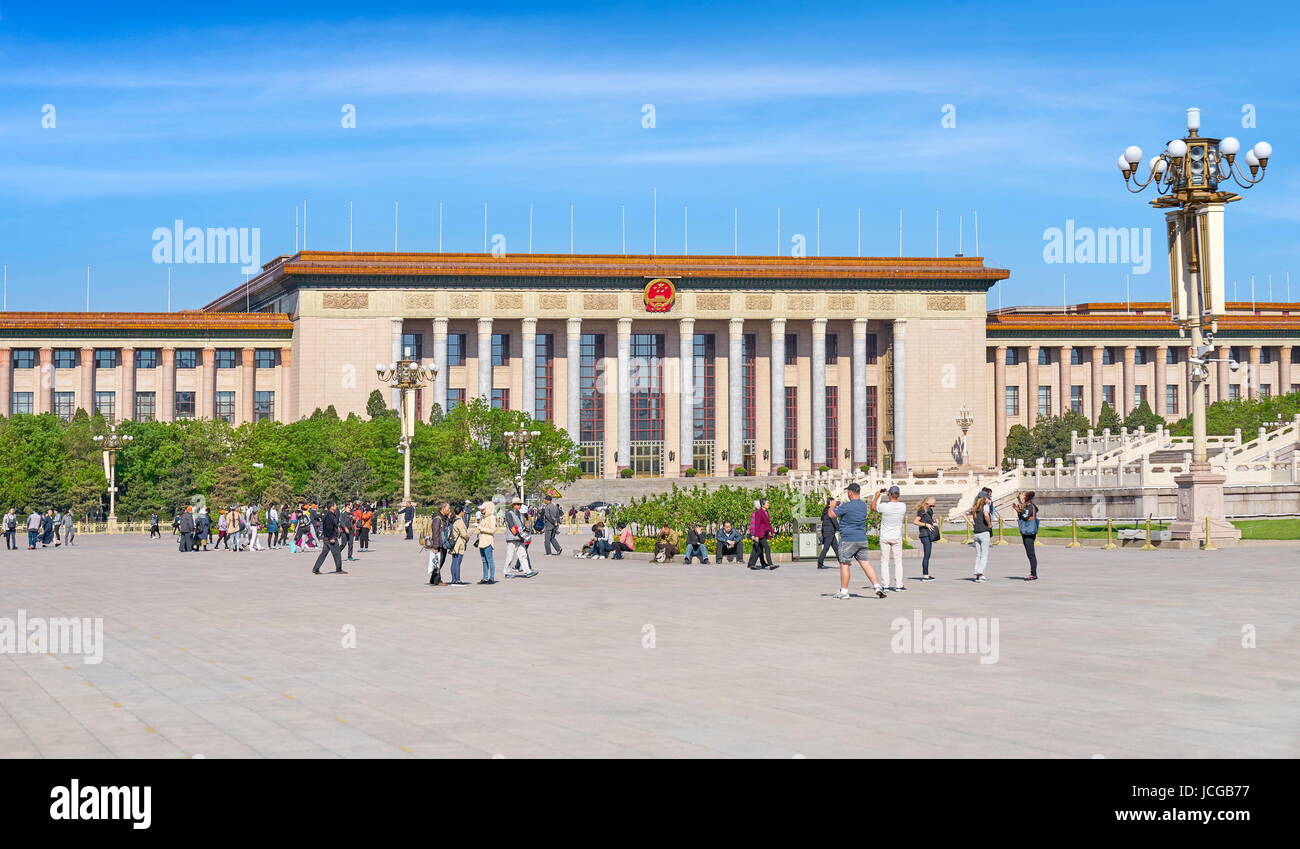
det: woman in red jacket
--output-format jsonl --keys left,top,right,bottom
{"left": 746, "top": 498, "right": 776, "bottom": 571}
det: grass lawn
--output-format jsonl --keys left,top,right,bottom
{"left": 1232, "top": 518, "right": 1300, "bottom": 540}
{"left": 968, "top": 517, "right": 1299, "bottom": 541}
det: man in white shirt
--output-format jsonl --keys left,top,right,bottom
{"left": 871, "top": 486, "right": 908, "bottom": 591}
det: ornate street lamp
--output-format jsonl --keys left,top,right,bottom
{"left": 955, "top": 405, "right": 974, "bottom": 466}
{"left": 1117, "top": 107, "right": 1272, "bottom": 545}
{"left": 375, "top": 359, "right": 436, "bottom": 506}
{"left": 503, "top": 428, "right": 542, "bottom": 503}
{"left": 92, "top": 422, "right": 133, "bottom": 533}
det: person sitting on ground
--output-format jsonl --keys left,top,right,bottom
{"left": 589, "top": 520, "right": 612, "bottom": 558}
{"left": 715, "top": 521, "right": 743, "bottom": 563}
{"left": 653, "top": 525, "right": 681, "bottom": 563}
{"left": 612, "top": 522, "right": 634, "bottom": 559}
{"left": 683, "top": 524, "right": 710, "bottom": 564}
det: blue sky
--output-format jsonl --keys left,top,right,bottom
{"left": 2, "top": 0, "right": 1297, "bottom": 311}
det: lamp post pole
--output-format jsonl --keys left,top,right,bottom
{"left": 375, "top": 359, "right": 436, "bottom": 507}
{"left": 503, "top": 428, "right": 541, "bottom": 503}
{"left": 1117, "top": 108, "right": 1272, "bottom": 545}
{"left": 92, "top": 423, "right": 132, "bottom": 533}
{"left": 955, "top": 405, "right": 974, "bottom": 467}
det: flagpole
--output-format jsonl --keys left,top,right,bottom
{"left": 348, "top": 201, "right": 353, "bottom": 251}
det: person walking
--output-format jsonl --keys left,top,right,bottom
{"left": 247, "top": 507, "right": 262, "bottom": 551}
{"left": 816, "top": 497, "right": 840, "bottom": 569}
{"left": 715, "top": 520, "right": 743, "bottom": 563}
{"left": 683, "top": 524, "right": 710, "bottom": 564}
{"left": 542, "top": 496, "right": 563, "bottom": 556}
{"left": 52, "top": 509, "right": 63, "bottom": 546}
{"left": 3, "top": 508, "right": 17, "bottom": 550}
{"left": 475, "top": 500, "right": 498, "bottom": 584}
{"left": 746, "top": 499, "right": 776, "bottom": 570}
{"left": 969, "top": 494, "right": 993, "bottom": 582}
{"left": 148, "top": 513, "right": 161, "bottom": 539}
{"left": 1014, "top": 491, "right": 1040, "bottom": 581}
{"left": 568, "top": 506, "right": 577, "bottom": 526}
{"left": 177, "top": 506, "right": 195, "bottom": 552}
{"left": 228, "top": 509, "right": 244, "bottom": 553}
{"left": 194, "top": 510, "right": 211, "bottom": 551}
{"left": 278, "top": 505, "right": 292, "bottom": 548}
{"left": 829, "top": 482, "right": 887, "bottom": 599}
{"left": 311, "top": 503, "right": 347, "bottom": 574}
{"left": 41, "top": 509, "right": 55, "bottom": 547}
{"left": 339, "top": 502, "right": 356, "bottom": 562}
{"left": 446, "top": 504, "right": 470, "bottom": 585}
{"left": 402, "top": 500, "right": 415, "bottom": 540}
{"left": 871, "top": 486, "right": 908, "bottom": 591}
{"left": 25, "top": 508, "right": 41, "bottom": 550}
{"left": 913, "top": 496, "right": 939, "bottom": 581}
{"left": 359, "top": 504, "right": 373, "bottom": 551}
{"left": 427, "top": 502, "right": 451, "bottom": 585}
{"left": 266, "top": 506, "right": 279, "bottom": 550}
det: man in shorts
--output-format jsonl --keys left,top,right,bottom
{"left": 828, "top": 482, "right": 886, "bottom": 599}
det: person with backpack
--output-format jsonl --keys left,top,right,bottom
{"left": 1014, "top": 491, "right": 1040, "bottom": 581}
{"left": 148, "top": 513, "right": 161, "bottom": 539}
{"left": 444, "top": 504, "right": 470, "bottom": 585}
{"left": 913, "top": 496, "right": 939, "bottom": 581}
{"left": 969, "top": 494, "right": 993, "bottom": 583}
{"left": 426, "top": 502, "right": 451, "bottom": 586}
{"left": 502, "top": 499, "right": 537, "bottom": 578}
{"left": 3, "top": 508, "right": 17, "bottom": 550}
{"left": 746, "top": 498, "right": 776, "bottom": 570}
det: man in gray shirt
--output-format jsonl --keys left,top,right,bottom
{"left": 541, "top": 496, "right": 564, "bottom": 556}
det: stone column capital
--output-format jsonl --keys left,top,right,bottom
{"left": 567, "top": 316, "right": 583, "bottom": 330}
{"left": 852, "top": 317, "right": 868, "bottom": 337}
{"left": 477, "top": 316, "right": 494, "bottom": 330}
{"left": 432, "top": 316, "right": 449, "bottom": 333}
{"left": 521, "top": 316, "right": 538, "bottom": 331}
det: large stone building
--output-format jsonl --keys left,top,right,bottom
{"left": 2, "top": 251, "right": 1297, "bottom": 478}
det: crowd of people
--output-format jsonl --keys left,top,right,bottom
{"left": 3, "top": 507, "right": 76, "bottom": 550}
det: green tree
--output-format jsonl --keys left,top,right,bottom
{"left": 1122, "top": 399, "right": 1164, "bottom": 432}
{"left": 1001, "top": 424, "right": 1038, "bottom": 468}
{"left": 1095, "top": 401, "right": 1122, "bottom": 432}
{"left": 366, "top": 390, "right": 394, "bottom": 420}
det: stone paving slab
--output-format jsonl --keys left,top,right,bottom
{"left": 0, "top": 533, "right": 1296, "bottom": 758}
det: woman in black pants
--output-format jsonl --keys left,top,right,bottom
{"left": 1014, "top": 491, "right": 1040, "bottom": 580}
{"left": 912, "top": 496, "right": 938, "bottom": 580}
{"left": 815, "top": 497, "right": 840, "bottom": 569}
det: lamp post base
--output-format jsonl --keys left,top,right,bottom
{"left": 1168, "top": 465, "right": 1241, "bottom": 547}
{"left": 105, "top": 515, "right": 119, "bottom": 535}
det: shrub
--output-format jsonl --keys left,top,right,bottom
{"left": 619, "top": 467, "right": 634, "bottom": 479}
{"left": 776, "top": 465, "right": 789, "bottom": 476}
{"left": 683, "top": 467, "right": 698, "bottom": 477}
{"left": 733, "top": 466, "right": 748, "bottom": 476}
{"left": 858, "top": 464, "right": 870, "bottom": 474}
{"left": 818, "top": 464, "right": 830, "bottom": 472}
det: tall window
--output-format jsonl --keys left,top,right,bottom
{"left": 629, "top": 334, "right": 664, "bottom": 442}
{"left": 824, "top": 386, "right": 839, "bottom": 466}
{"left": 11, "top": 392, "right": 33, "bottom": 414}
{"left": 1070, "top": 385, "right": 1084, "bottom": 415}
{"left": 580, "top": 334, "right": 605, "bottom": 442}
{"left": 1102, "top": 347, "right": 1115, "bottom": 365}
{"left": 54, "top": 349, "right": 77, "bottom": 369}
{"left": 175, "top": 391, "right": 196, "bottom": 418}
{"left": 491, "top": 333, "right": 511, "bottom": 367}
{"left": 135, "top": 392, "right": 156, "bottom": 422}
{"left": 11, "top": 349, "right": 36, "bottom": 369}
{"left": 446, "top": 388, "right": 465, "bottom": 411}
{"left": 254, "top": 391, "right": 275, "bottom": 422}
{"left": 1035, "top": 385, "right": 1051, "bottom": 418}
{"left": 693, "top": 334, "right": 716, "bottom": 440}
{"left": 825, "top": 334, "right": 839, "bottom": 364}
{"left": 215, "top": 349, "right": 237, "bottom": 369}
{"left": 1165, "top": 347, "right": 1179, "bottom": 364}
{"left": 1102, "top": 385, "right": 1116, "bottom": 407}
{"left": 784, "top": 386, "right": 798, "bottom": 469}
{"left": 1071, "top": 347, "right": 1084, "bottom": 365}
{"left": 1004, "top": 348, "right": 1020, "bottom": 366}
{"left": 865, "top": 385, "right": 879, "bottom": 467}
{"left": 447, "top": 334, "right": 466, "bottom": 367}
{"left": 784, "top": 332, "right": 797, "bottom": 365}
{"left": 54, "top": 391, "right": 75, "bottom": 421}
{"left": 1134, "top": 385, "right": 1148, "bottom": 408}
{"left": 1037, "top": 348, "right": 1051, "bottom": 365}
{"left": 534, "top": 333, "right": 554, "bottom": 421}
{"left": 1133, "top": 347, "right": 1148, "bottom": 365}
{"left": 1260, "top": 384, "right": 1272, "bottom": 398}
{"left": 1005, "top": 385, "right": 1020, "bottom": 417}
{"left": 866, "top": 333, "right": 878, "bottom": 365}
{"left": 135, "top": 349, "right": 159, "bottom": 369}
{"left": 175, "top": 349, "right": 197, "bottom": 369}
{"left": 401, "top": 333, "right": 423, "bottom": 360}
{"left": 742, "top": 334, "right": 756, "bottom": 441}
{"left": 1165, "top": 384, "right": 1179, "bottom": 415}
{"left": 254, "top": 349, "right": 278, "bottom": 368}
{"left": 94, "top": 391, "right": 116, "bottom": 421}
{"left": 491, "top": 388, "right": 510, "bottom": 410}
{"left": 1228, "top": 384, "right": 1240, "bottom": 401}
{"left": 1260, "top": 347, "right": 1275, "bottom": 364}
{"left": 215, "top": 391, "right": 236, "bottom": 423}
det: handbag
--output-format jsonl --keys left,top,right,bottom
{"left": 1016, "top": 506, "right": 1039, "bottom": 536}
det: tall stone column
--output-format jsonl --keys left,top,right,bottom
{"left": 1121, "top": 345, "right": 1136, "bottom": 416}
{"left": 390, "top": 318, "right": 404, "bottom": 410}
{"left": 566, "top": 317, "right": 582, "bottom": 438}
{"left": 121, "top": 347, "right": 136, "bottom": 422}
{"left": 240, "top": 348, "right": 255, "bottom": 424}
{"left": 809, "top": 319, "right": 828, "bottom": 467}
{"left": 1025, "top": 344, "right": 1039, "bottom": 424}
{"left": 1058, "top": 345, "right": 1071, "bottom": 415}
{"left": 1248, "top": 345, "right": 1262, "bottom": 398}
{"left": 521, "top": 317, "right": 537, "bottom": 416}
{"left": 727, "top": 317, "right": 744, "bottom": 472}
{"left": 36, "top": 348, "right": 52, "bottom": 414}
{"left": 432, "top": 317, "right": 449, "bottom": 415}
{"left": 994, "top": 345, "right": 1007, "bottom": 464}
{"left": 79, "top": 347, "right": 95, "bottom": 415}
{"left": 891, "top": 320, "right": 907, "bottom": 474}
{"left": 851, "top": 318, "right": 868, "bottom": 467}
{"left": 0, "top": 347, "right": 10, "bottom": 416}
{"left": 1281, "top": 345, "right": 1293, "bottom": 395}
{"left": 1091, "top": 345, "right": 1104, "bottom": 419}
{"left": 1155, "top": 345, "right": 1168, "bottom": 416}
{"left": 278, "top": 348, "right": 293, "bottom": 422}
{"left": 1217, "top": 345, "right": 1231, "bottom": 401}
{"left": 770, "top": 318, "right": 787, "bottom": 469}
{"left": 160, "top": 348, "right": 176, "bottom": 421}
{"left": 679, "top": 317, "right": 695, "bottom": 474}
{"left": 616, "top": 318, "right": 632, "bottom": 470}
{"left": 200, "top": 347, "right": 216, "bottom": 419}
{"left": 476, "top": 317, "right": 493, "bottom": 401}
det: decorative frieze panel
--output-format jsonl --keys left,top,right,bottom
{"left": 494, "top": 292, "right": 524, "bottom": 310}
{"left": 828, "top": 294, "right": 857, "bottom": 312}
{"left": 450, "top": 293, "right": 479, "bottom": 310}
{"left": 696, "top": 294, "right": 731, "bottom": 311}
{"left": 927, "top": 295, "right": 966, "bottom": 312}
{"left": 322, "top": 292, "right": 369, "bottom": 310}
{"left": 787, "top": 295, "right": 814, "bottom": 311}
{"left": 583, "top": 293, "right": 619, "bottom": 310}
{"left": 540, "top": 293, "right": 568, "bottom": 310}
{"left": 745, "top": 294, "right": 773, "bottom": 311}
{"left": 868, "top": 295, "right": 896, "bottom": 311}
{"left": 403, "top": 292, "right": 438, "bottom": 310}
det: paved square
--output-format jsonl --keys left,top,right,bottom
{"left": 1, "top": 533, "right": 1296, "bottom": 758}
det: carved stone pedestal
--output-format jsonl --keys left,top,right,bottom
{"left": 1169, "top": 464, "right": 1241, "bottom": 547}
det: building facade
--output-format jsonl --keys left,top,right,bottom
{"left": 3, "top": 251, "right": 1298, "bottom": 479}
